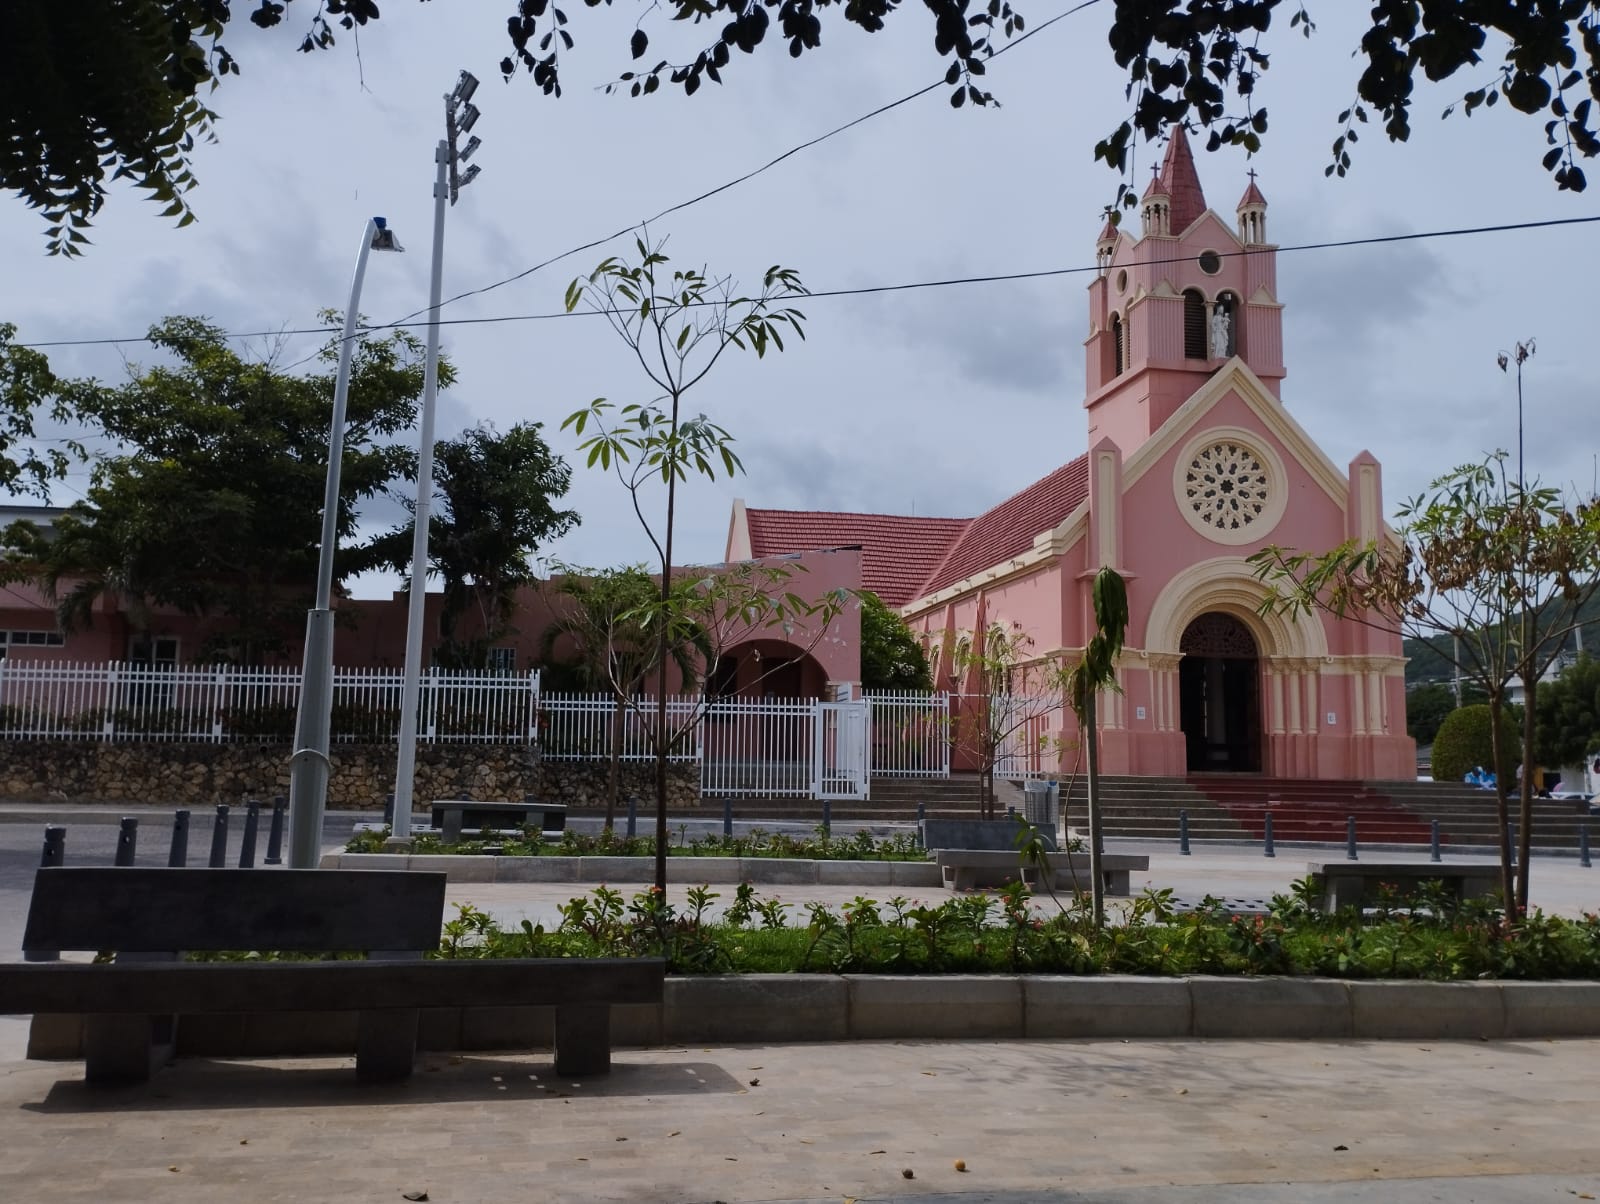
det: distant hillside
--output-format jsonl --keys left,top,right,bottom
{"left": 1403, "top": 593, "right": 1600, "bottom": 686}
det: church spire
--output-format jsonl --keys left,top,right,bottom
{"left": 1236, "top": 168, "right": 1268, "bottom": 244}
{"left": 1159, "top": 126, "right": 1207, "bottom": 234}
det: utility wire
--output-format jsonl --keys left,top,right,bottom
{"left": 17, "top": 213, "right": 1600, "bottom": 350}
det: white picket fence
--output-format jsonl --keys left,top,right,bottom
{"left": 0, "top": 660, "right": 542, "bottom": 744}
{"left": 538, "top": 693, "right": 704, "bottom": 763}
{"left": 866, "top": 690, "right": 951, "bottom": 778}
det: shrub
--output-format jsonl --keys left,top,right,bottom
{"left": 1432, "top": 703, "right": 1519, "bottom": 784}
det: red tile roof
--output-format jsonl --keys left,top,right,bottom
{"left": 743, "top": 509, "right": 970, "bottom": 608}
{"left": 919, "top": 454, "right": 1090, "bottom": 596}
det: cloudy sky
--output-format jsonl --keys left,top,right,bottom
{"left": 2, "top": 2, "right": 1595, "bottom": 603}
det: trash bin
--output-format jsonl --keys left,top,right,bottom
{"left": 1022, "top": 779, "right": 1059, "bottom": 829}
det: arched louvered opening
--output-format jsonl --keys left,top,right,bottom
{"left": 1183, "top": 289, "right": 1208, "bottom": 359}
{"left": 1111, "top": 314, "right": 1125, "bottom": 376}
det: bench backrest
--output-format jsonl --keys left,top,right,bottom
{"left": 21, "top": 868, "right": 447, "bottom": 955}
{"left": 921, "top": 818, "right": 1056, "bottom": 852}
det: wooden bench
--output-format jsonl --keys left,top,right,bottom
{"left": 934, "top": 849, "right": 1149, "bottom": 895}
{"left": 431, "top": 799, "right": 568, "bottom": 843}
{"left": 1306, "top": 861, "right": 1503, "bottom": 912}
{"left": 0, "top": 867, "right": 662, "bottom": 1084}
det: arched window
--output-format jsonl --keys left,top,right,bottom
{"left": 1182, "top": 289, "right": 1208, "bottom": 359}
{"left": 1111, "top": 314, "right": 1124, "bottom": 376}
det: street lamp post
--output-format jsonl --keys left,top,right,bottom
{"left": 287, "top": 216, "right": 404, "bottom": 869}
{"left": 390, "top": 72, "right": 484, "bottom": 838}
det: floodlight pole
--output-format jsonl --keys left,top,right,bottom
{"left": 391, "top": 73, "right": 482, "bottom": 837}
{"left": 288, "top": 216, "right": 402, "bottom": 869}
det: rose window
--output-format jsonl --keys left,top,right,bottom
{"left": 1183, "top": 441, "right": 1270, "bottom": 532}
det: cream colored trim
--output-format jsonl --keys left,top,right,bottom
{"left": 1120, "top": 357, "right": 1350, "bottom": 509}
{"left": 1171, "top": 425, "right": 1289, "bottom": 546}
{"left": 898, "top": 544, "right": 1056, "bottom": 620}
{"left": 1144, "top": 556, "right": 1330, "bottom": 659}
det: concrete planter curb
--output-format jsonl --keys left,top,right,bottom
{"left": 319, "top": 851, "right": 941, "bottom": 886}
{"left": 27, "top": 976, "right": 1600, "bottom": 1061}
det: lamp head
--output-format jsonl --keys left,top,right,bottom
{"left": 457, "top": 102, "right": 480, "bottom": 133}
{"left": 458, "top": 135, "right": 482, "bottom": 163}
{"left": 453, "top": 70, "right": 479, "bottom": 105}
{"left": 370, "top": 216, "right": 404, "bottom": 252}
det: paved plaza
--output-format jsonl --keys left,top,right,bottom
{"left": 3, "top": 808, "right": 1599, "bottom": 1202}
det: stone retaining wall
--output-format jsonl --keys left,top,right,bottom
{"left": 0, "top": 740, "right": 701, "bottom": 811}
{"left": 29, "top": 976, "right": 1600, "bottom": 1062}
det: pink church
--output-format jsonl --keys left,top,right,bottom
{"left": 727, "top": 130, "right": 1415, "bottom": 782}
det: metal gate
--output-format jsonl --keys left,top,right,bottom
{"left": 812, "top": 699, "right": 870, "bottom": 800}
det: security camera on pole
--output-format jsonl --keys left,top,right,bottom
{"left": 390, "top": 71, "right": 484, "bottom": 837}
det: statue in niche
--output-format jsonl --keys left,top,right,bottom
{"left": 1210, "top": 305, "right": 1231, "bottom": 359}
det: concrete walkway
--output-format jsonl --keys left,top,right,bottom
{"left": 4, "top": 1037, "right": 1599, "bottom": 1202}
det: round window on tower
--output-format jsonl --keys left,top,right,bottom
{"left": 1116, "top": 269, "right": 1128, "bottom": 294}
{"left": 1197, "top": 250, "right": 1222, "bottom": 275}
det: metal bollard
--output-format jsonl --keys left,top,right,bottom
{"left": 1430, "top": 818, "right": 1441, "bottom": 863}
{"left": 114, "top": 816, "right": 139, "bottom": 866}
{"left": 168, "top": 809, "right": 191, "bottom": 867}
{"left": 209, "top": 804, "right": 230, "bottom": 868}
{"left": 722, "top": 796, "right": 733, "bottom": 839}
{"left": 238, "top": 800, "right": 261, "bottom": 868}
{"left": 384, "top": 791, "right": 395, "bottom": 827}
{"left": 917, "top": 801, "right": 927, "bottom": 847}
{"left": 1580, "top": 821, "right": 1591, "bottom": 869}
{"left": 40, "top": 825, "right": 66, "bottom": 868}
{"left": 1262, "top": 813, "right": 1275, "bottom": 858}
{"left": 264, "top": 796, "right": 286, "bottom": 865}
{"left": 1346, "top": 815, "right": 1358, "bottom": 861}
{"left": 1006, "top": 805, "right": 1016, "bottom": 820}
{"left": 1178, "top": 809, "right": 1190, "bottom": 856}
{"left": 1507, "top": 822, "right": 1518, "bottom": 867}
{"left": 821, "top": 797, "right": 832, "bottom": 837}
{"left": 28, "top": 827, "right": 67, "bottom": 962}
{"left": 626, "top": 794, "right": 637, "bottom": 839}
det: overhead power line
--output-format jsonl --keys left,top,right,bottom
{"left": 16, "top": 213, "right": 1600, "bottom": 351}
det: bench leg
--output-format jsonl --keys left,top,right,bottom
{"left": 84, "top": 1014, "right": 172, "bottom": 1083}
{"left": 442, "top": 810, "right": 464, "bottom": 844}
{"left": 356, "top": 1009, "right": 419, "bottom": 1082}
{"left": 554, "top": 1005, "right": 611, "bottom": 1076}
{"left": 1104, "top": 870, "right": 1131, "bottom": 897}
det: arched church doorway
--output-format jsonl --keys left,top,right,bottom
{"left": 1178, "top": 612, "right": 1262, "bottom": 773}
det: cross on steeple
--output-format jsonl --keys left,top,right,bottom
{"left": 1247, "top": 168, "right": 1258, "bottom": 184}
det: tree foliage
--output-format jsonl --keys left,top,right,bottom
{"left": 10, "top": 2, "right": 1599, "bottom": 251}
{"left": 1251, "top": 449, "right": 1600, "bottom": 918}
{"left": 5, "top": 315, "right": 441, "bottom": 662}
{"left": 1534, "top": 654, "right": 1600, "bottom": 769}
{"left": 858, "top": 590, "right": 932, "bottom": 692}
{"left": 1406, "top": 682, "right": 1457, "bottom": 748}
{"left": 362, "top": 421, "right": 579, "bottom": 657}
{"left": 1431, "top": 703, "right": 1519, "bottom": 785}
{"left": 0, "top": 323, "right": 82, "bottom": 496}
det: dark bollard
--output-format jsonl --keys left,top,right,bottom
{"left": 822, "top": 797, "right": 832, "bottom": 837}
{"left": 1581, "top": 821, "right": 1591, "bottom": 869}
{"left": 168, "top": 809, "right": 191, "bottom": 867}
{"left": 209, "top": 804, "right": 230, "bottom": 868}
{"left": 722, "top": 796, "right": 733, "bottom": 839}
{"left": 114, "top": 817, "right": 138, "bottom": 867}
{"left": 1262, "top": 813, "right": 1275, "bottom": 858}
{"left": 384, "top": 791, "right": 395, "bottom": 827}
{"left": 1346, "top": 815, "right": 1358, "bottom": 861}
{"left": 916, "top": 801, "right": 927, "bottom": 847}
{"left": 1507, "top": 822, "right": 1518, "bottom": 867}
{"left": 626, "top": 794, "right": 637, "bottom": 839}
{"left": 1429, "top": 818, "right": 1441, "bottom": 863}
{"left": 28, "top": 827, "right": 67, "bottom": 962}
{"left": 1178, "top": 809, "right": 1191, "bottom": 856}
{"left": 1006, "top": 805, "right": 1016, "bottom": 820}
{"left": 264, "top": 796, "right": 286, "bottom": 865}
{"left": 238, "top": 800, "right": 261, "bottom": 868}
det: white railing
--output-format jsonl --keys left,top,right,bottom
{"left": 866, "top": 690, "right": 950, "bottom": 778}
{"left": 0, "top": 660, "right": 541, "bottom": 744}
{"left": 537, "top": 693, "right": 703, "bottom": 763}
{"left": 700, "top": 695, "right": 817, "bottom": 797}
{"left": 991, "top": 693, "right": 1065, "bottom": 780}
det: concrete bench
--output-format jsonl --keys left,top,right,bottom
{"left": 934, "top": 849, "right": 1148, "bottom": 895}
{"left": 0, "top": 867, "right": 661, "bottom": 1085}
{"left": 1306, "top": 861, "right": 1503, "bottom": 913}
{"left": 431, "top": 798, "right": 568, "bottom": 843}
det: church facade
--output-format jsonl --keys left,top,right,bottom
{"left": 727, "top": 130, "right": 1415, "bottom": 781}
